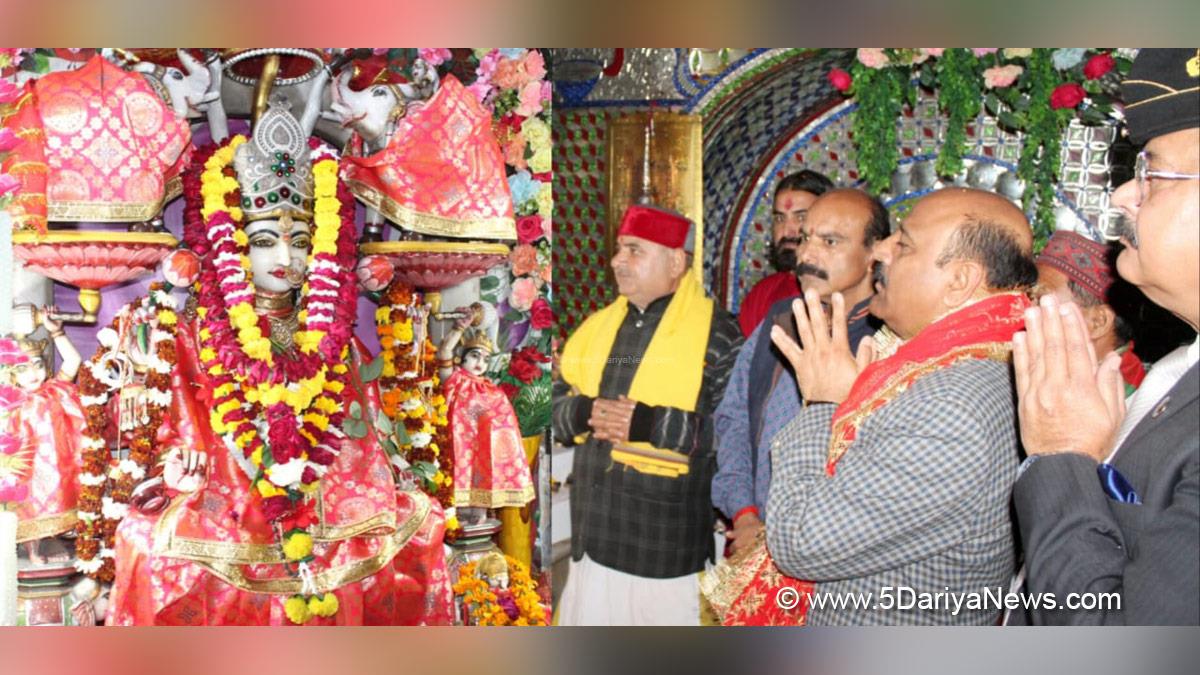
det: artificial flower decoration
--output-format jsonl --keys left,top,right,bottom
{"left": 829, "top": 47, "right": 1132, "bottom": 240}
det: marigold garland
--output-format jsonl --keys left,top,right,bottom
{"left": 452, "top": 554, "right": 547, "bottom": 626}
{"left": 74, "top": 286, "right": 178, "bottom": 581}
{"left": 182, "top": 137, "right": 360, "bottom": 623}
{"left": 374, "top": 281, "right": 457, "bottom": 534}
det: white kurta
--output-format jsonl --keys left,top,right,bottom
{"left": 557, "top": 554, "right": 702, "bottom": 626}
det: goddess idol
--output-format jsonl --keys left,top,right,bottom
{"left": 106, "top": 99, "right": 453, "bottom": 625}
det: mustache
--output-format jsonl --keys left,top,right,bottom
{"left": 1110, "top": 214, "right": 1139, "bottom": 248}
{"left": 872, "top": 261, "right": 888, "bottom": 288}
{"left": 794, "top": 262, "right": 829, "bottom": 280}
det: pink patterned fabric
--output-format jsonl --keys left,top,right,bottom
{"left": 30, "top": 55, "right": 191, "bottom": 221}
{"left": 444, "top": 369, "right": 535, "bottom": 509}
{"left": 341, "top": 76, "right": 515, "bottom": 239}
{"left": 2, "top": 380, "right": 85, "bottom": 538}
{"left": 107, "top": 320, "right": 454, "bottom": 625}
{"left": 385, "top": 248, "right": 511, "bottom": 291}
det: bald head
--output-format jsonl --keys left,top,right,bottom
{"left": 918, "top": 189, "right": 1037, "bottom": 292}
{"left": 920, "top": 188, "right": 1034, "bottom": 253}
{"left": 869, "top": 188, "right": 1037, "bottom": 339}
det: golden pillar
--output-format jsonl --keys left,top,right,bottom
{"left": 605, "top": 110, "right": 705, "bottom": 281}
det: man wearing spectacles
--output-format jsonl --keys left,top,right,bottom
{"left": 1013, "top": 48, "right": 1200, "bottom": 625}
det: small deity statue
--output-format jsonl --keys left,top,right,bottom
{"left": 0, "top": 308, "right": 85, "bottom": 567}
{"left": 476, "top": 551, "right": 510, "bottom": 591}
{"left": 437, "top": 312, "right": 534, "bottom": 526}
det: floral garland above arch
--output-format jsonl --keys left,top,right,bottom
{"left": 829, "top": 47, "right": 1132, "bottom": 240}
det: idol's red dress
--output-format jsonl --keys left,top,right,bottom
{"left": 3, "top": 380, "right": 85, "bottom": 543}
{"left": 444, "top": 369, "right": 535, "bottom": 509}
{"left": 107, "top": 319, "right": 454, "bottom": 625}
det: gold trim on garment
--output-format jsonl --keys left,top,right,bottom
{"left": 15, "top": 511, "right": 78, "bottom": 543}
{"left": 344, "top": 179, "right": 516, "bottom": 240}
{"left": 150, "top": 491, "right": 432, "bottom": 596}
{"left": 153, "top": 492, "right": 419, "bottom": 565}
{"left": 46, "top": 199, "right": 170, "bottom": 223}
{"left": 454, "top": 484, "right": 535, "bottom": 509}
{"left": 4, "top": 160, "right": 47, "bottom": 176}
{"left": 699, "top": 530, "right": 766, "bottom": 616}
{"left": 1122, "top": 83, "right": 1200, "bottom": 109}
{"left": 163, "top": 175, "right": 182, "bottom": 204}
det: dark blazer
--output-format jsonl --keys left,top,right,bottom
{"left": 1014, "top": 363, "right": 1199, "bottom": 625}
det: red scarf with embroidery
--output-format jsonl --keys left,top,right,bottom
{"left": 826, "top": 292, "right": 1030, "bottom": 474}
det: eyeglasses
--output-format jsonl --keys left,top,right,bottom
{"left": 1130, "top": 150, "right": 1200, "bottom": 206}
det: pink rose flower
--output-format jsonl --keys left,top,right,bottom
{"left": 509, "top": 277, "right": 538, "bottom": 312}
{"left": 516, "top": 215, "right": 544, "bottom": 244}
{"left": 983, "top": 65, "right": 1024, "bottom": 89}
{"left": 515, "top": 80, "right": 545, "bottom": 117}
{"left": 856, "top": 48, "right": 890, "bottom": 69}
{"left": 0, "top": 174, "right": 20, "bottom": 198}
{"left": 475, "top": 49, "right": 502, "bottom": 84}
{"left": 972, "top": 48, "right": 999, "bottom": 56}
{"left": 0, "top": 127, "right": 18, "bottom": 153}
{"left": 523, "top": 50, "right": 547, "bottom": 81}
{"left": 418, "top": 48, "right": 453, "bottom": 66}
{"left": 503, "top": 132, "right": 528, "bottom": 170}
{"left": 0, "top": 78, "right": 21, "bottom": 104}
{"left": 828, "top": 68, "right": 852, "bottom": 93}
{"left": 922, "top": 48, "right": 945, "bottom": 58}
{"left": 509, "top": 244, "right": 538, "bottom": 277}
{"left": 491, "top": 58, "right": 523, "bottom": 90}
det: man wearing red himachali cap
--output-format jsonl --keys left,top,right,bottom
{"left": 1033, "top": 230, "right": 1146, "bottom": 396}
{"left": 556, "top": 205, "right": 743, "bottom": 625}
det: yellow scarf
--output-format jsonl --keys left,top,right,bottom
{"left": 560, "top": 274, "right": 713, "bottom": 477}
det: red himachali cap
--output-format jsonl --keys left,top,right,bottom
{"left": 617, "top": 204, "right": 695, "bottom": 252}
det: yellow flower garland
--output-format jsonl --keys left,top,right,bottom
{"left": 197, "top": 138, "right": 356, "bottom": 624}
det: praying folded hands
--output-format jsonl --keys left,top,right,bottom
{"left": 1012, "top": 294, "right": 1126, "bottom": 462}
{"left": 590, "top": 395, "right": 638, "bottom": 444}
{"left": 770, "top": 290, "right": 876, "bottom": 405}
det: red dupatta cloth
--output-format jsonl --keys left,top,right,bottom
{"left": 825, "top": 291, "right": 1030, "bottom": 474}
{"left": 702, "top": 292, "right": 1030, "bottom": 625}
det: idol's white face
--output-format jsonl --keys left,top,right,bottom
{"left": 461, "top": 347, "right": 490, "bottom": 377}
{"left": 245, "top": 217, "right": 312, "bottom": 293}
{"left": 9, "top": 358, "right": 46, "bottom": 390}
